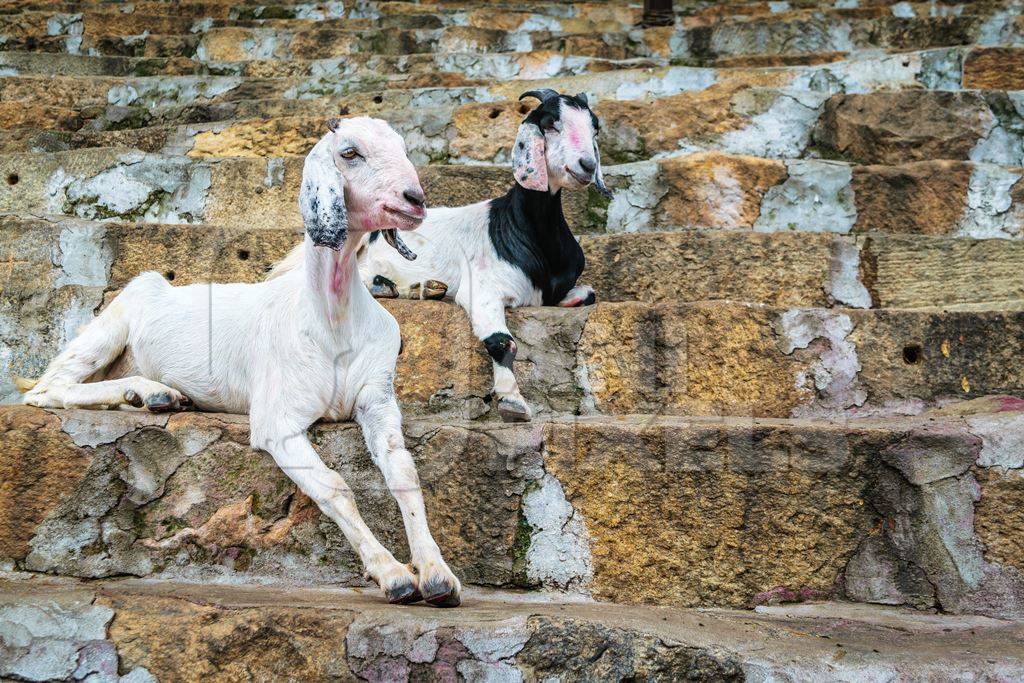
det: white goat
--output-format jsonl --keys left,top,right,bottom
{"left": 23, "top": 117, "right": 462, "bottom": 607}
{"left": 271, "top": 90, "right": 609, "bottom": 421}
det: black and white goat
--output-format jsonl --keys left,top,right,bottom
{"left": 272, "top": 89, "right": 609, "bottom": 421}
{"left": 23, "top": 118, "right": 462, "bottom": 607}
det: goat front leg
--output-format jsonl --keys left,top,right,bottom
{"left": 356, "top": 385, "right": 461, "bottom": 607}
{"left": 457, "top": 286, "right": 531, "bottom": 422}
{"left": 251, "top": 413, "right": 420, "bottom": 604}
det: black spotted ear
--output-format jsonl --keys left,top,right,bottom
{"left": 300, "top": 138, "right": 347, "bottom": 249}
{"left": 512, "top": 122, "right": 548, "bottom": 192}
{"left": 327, "top": 117, "right": 341, "bottom": 132}
{"left": 575, "top": 92, "right": 589, "bottom": 106}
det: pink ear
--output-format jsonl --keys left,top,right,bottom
{"left": 512, "top": 122, "right": 548, "bottom": 192}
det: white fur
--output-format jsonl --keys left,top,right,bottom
{"left": 24, "top": 118, "right": 461, "bottom": 606}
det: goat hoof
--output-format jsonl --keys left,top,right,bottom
{"left": 370, "top": 275, "right": 399, "bottom": 299}
{"left": 123, "top": 390, "right": 144, "bottom": 408}
{"left": 497, "top": 397, "right": 531, "bottom": 423}
{"left": 385, "top": 581, "right": 423, "bottom": 605}
{"left": 411, "top": 279, "right": 448, "bottom": 300}
{"left": 421, "top": 577, "right": 461, "bottom": 608}
{"left": 144, "top": 391, "right": 188, "bottom": 413}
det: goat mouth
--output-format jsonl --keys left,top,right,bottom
{"left": 565, "top": 167, "right": 592, "bottom": 186}
{"left": 383, "top": 205, "right": 425, "bottom": 225}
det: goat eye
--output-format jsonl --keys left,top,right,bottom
{"left": 339, "top": 148, "right": 360, "bottom": 160}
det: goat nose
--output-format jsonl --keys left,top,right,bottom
{"left": 403, "top": 187, "right": 425, "bottom": 209}
{"left": 578, "top": 157, "right": 596, "bottom": 175}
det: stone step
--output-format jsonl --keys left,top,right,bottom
{"left": 0, "top": 47, "right": 664, "bottom": 83}
{"left": 16, "top": 84, "right": 1024, "bottom": 170}
{"left": 3, "top": 216, "right": 1023, "bottom": 415}
{"left": 5, "top": 8, "right": 1015, "bottom": 62}
{"left": 0, "top": 1, "right": 1003, "bottom": 40}
{"left": 0, "top": 47, "right": 969, "bottom": 120}
{"left": 0, "top": 51, "right": 999, "bottom": 149}
{"left": 0, "top": 43, "right": 1016, "bottom": 92}
{"left": 2, "top": 401, "right": 1023, "bottom": 618}
{"left": 4, "top": 148, "right": 1024, "bottom": 240}
{"left": 3, "top": 210, "right": 1021, "bottom": 305}
{"left": 0, "top": 6, "right": 640, "bottom": 35}
{"left": 4, "top": 578, "right": 1021, "bottom": 682}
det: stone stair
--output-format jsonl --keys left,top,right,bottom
{"left": 1, "top": 1, "right": 1024, "bottom": 680}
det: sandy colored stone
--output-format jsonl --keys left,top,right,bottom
{"left": 580, "top": 230, "right": 833, "bottom": 307}
{"left": 578, "top": 302, "right": 807, "bottom": 418}
{"left": 108, "top": 223, "right": 300, "bottom": 287}
{"left": 387, "top": 300, "right": 491, "bottom": 407}
{"left": 0, "top": 406, "right": 90, "bottom": 559}
{"left": 816, "top": 92, "right": 993, "bottom": 164}
{"left": 852, "top": 160, "right": 972, "bottom": 235}
{"left": 450, "top": 100, "right": 531, "bottom": 162}
{"left": 287, "top": 29, "right": 363, "bottom": 60}
{"left": 963, "top": 47, "right": 1024, "bottom": 90}
{"left": 975, "top": 469, "right": 1024, "bottom": 574}
{"left": 712, "top": 52, "right": 848, "bottom": 68}
{"left": 106, "top": 593, "right": 357, "bottom": 682}
{"left": 0, "top": 102, "right": 80, "bottom": 132}
{"left": 851, "top": 309, "right": 1024, "bottom": 411}
{"left": 188, "top": 118, "right": 321, "bottom": 158}
{"left": 641, "top": 27, "right": 675, "bottom": 59}
{"left": 544, "top": 417, "right": 876, "bottom": 607}
{"left": 864, "top": 234, "right": 1024, "bottom": 308}
{"left": 204, "top": 156, "right": 303, "bottom": 230}
{"left": 597, "top": 86, "right": 743, "bottom": 162}
{"left": 657, "top": 153, "right": 788, "bottom": 229}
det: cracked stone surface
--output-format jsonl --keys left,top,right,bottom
{"left": 2, "top": 405, "right": 1022, "bottom": 615}
{"left": 2, "top": 578, "right": 1020, "bottom": 682}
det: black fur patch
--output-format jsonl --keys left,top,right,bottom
{"left": 523, "top": 93, "right": 598, "bottom": 132}
{"left": 487, "top": 183, "right": 585, "bottom": 306}
{"left": 483, "top": 332, "right": 517, "bottom": 369}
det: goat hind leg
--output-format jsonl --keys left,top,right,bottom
{"left": 23, "top": 296, "right": 189, "bottom": 411}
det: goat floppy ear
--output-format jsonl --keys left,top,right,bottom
{"left": 513, "top": 122, "right": 548, "bottom": 192}
{"left": 300, "top": 137, "right": 348, "bottom": 250}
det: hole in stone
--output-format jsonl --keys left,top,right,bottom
{"left": 518, "top": 104, "right": 529, "bottom": 114}
{"left": 489, "top": 109, "right": 501, "bottom": 119}
{"left": 902, "top": 344, "right": 922, "bottom": 365}
{"left": 165, "top": 271, "right": 176, "bottom": 281}
{"left": 372, "top": 95, "right": 383, "bottom": 104}
{"left": 237, "top": 249, "right": 250, "bottom": 261}
{"left": 6, "top": 173, "right": 18, "bottom": 185}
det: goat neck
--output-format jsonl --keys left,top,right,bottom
{"left": 303, "top": 232, "right": 366, "bottom": 328}
{"left": 488, "top": 183, "right": 583, "bottom": 305}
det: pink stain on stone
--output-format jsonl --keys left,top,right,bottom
{"left": 998, "top": 396, "right": 1024, "bottom": 413}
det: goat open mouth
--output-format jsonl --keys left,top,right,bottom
{"left": 565, "top": 167, "right": 592, "bottom": 186}
{"left": 383, "top": 205, "right": 424, "bottom": 225}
